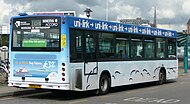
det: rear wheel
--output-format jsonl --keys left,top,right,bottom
{"left": 158, "top": 70, "right": 166, "bottom": 85}
{"left": 98, "top": 74, "right": 111, "bottom": 95}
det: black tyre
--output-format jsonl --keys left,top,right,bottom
{"left": 98, "top": 74, "right": 111, "bottom": 95}
{"left": 158, "top": 70, "right": 166, "bottom": 85}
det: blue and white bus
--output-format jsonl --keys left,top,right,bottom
{"left": 8, "top": 13, "right": 178, "bottom": 94}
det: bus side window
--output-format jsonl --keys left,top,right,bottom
{"left": 144, "top": 38, "right": 155, "bottom": 58}
{"left": 99, "top": 33, "right": 114, "bottom": 59}
{"left": 70, "top": 29, "right": 83, "bottom": 61}
{"left": 131, "top": 37, "right": 143, "bottom": 58}
{"left": 156, "top": 38, "right": 166, "bottom": 58}
{"left": 115, "top": 35, "right": 129, "bottom": 59}
{"left": 168, "top": 39, "right": 176, "bottom": 58}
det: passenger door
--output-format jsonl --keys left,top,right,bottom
{"left": 84, "top": 31, "right": 98, "bottom": 75}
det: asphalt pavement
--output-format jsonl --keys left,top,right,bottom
{"left": 0, "top": 66, "right": 189, "bottom": 98}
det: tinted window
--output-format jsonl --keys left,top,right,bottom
{"left": 144, "top": 38, "right": 155, "bottom": 58}
{"left": 116, "top": 35, "right": 129, "bottom": 59}
{"left": 70, "top": 29, "right": 83, "bottom": 61}
{"left": 168, "top": 39, "right": 176, "bottom": 58}
{"left": 131, "top": 37, "right": 143, "bottom": 58}
{"left": 99, "top": 33, "right": 114, "bottom": 58}
{"left": 156, "top": 38, "right": 166, "bottom": 58}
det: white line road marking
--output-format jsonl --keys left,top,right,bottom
{"left": 123, "top": 97, "right": 181, "bottom": 103}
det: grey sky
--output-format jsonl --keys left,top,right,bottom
{"left": 0, "top": 0, "right": 190, "bottom": 31}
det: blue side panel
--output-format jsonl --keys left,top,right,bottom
{"left": 66, "top": 16, "right": 177, "bottom": 38}
{"left": 61, "top": 17, "right": 70, "bottom": 62}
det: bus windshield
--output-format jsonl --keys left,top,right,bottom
{"left": 11, "top": 16, "right": 61, "bottom": 51}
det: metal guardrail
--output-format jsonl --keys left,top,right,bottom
{"left": 0, "top": 59, "right": 9, "bottom": 84}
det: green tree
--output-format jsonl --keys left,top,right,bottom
{"left": 1, "top": 35, "right": 9, "bottom": 46}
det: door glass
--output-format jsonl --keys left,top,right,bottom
{"left": 85, "top": 31, "right": 97, "bottom": 60}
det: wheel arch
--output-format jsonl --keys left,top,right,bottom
{"left": 158, "top": 67, "right": 167, "bottom": 85}
{"left": 160, "top": 67, "right": 167, "bottom": 79}
{"left": 100, "top": 70, "right": 111, "bottom": 85}
{"left": 97, "top": 70, "right": 111, "bottom": 95}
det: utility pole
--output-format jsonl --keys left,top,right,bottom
{"left": 184, "top": 34, "right": 188, "bottom": 74}
{"left": 106, "top": 0, "right": 109, "bottom": 21}
{"left": 153, "top": 0, "right": 157, "bottom": 28}
{"left": 153, "top": 6, "right": 157, "bottom": 27}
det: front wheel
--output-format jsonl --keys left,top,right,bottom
{"left": 98, "top": 74, "right": 111, "bottom": 95}
{"left": 158, "top": 70, "right": 166, "bottom": 85}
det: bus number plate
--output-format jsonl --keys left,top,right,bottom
{"left": 29, "top": 84, "right": 41, "bottom": 89}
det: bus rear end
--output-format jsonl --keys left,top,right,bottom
{"left": 8, "top": 15, "right": 70, "bottom": 90}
